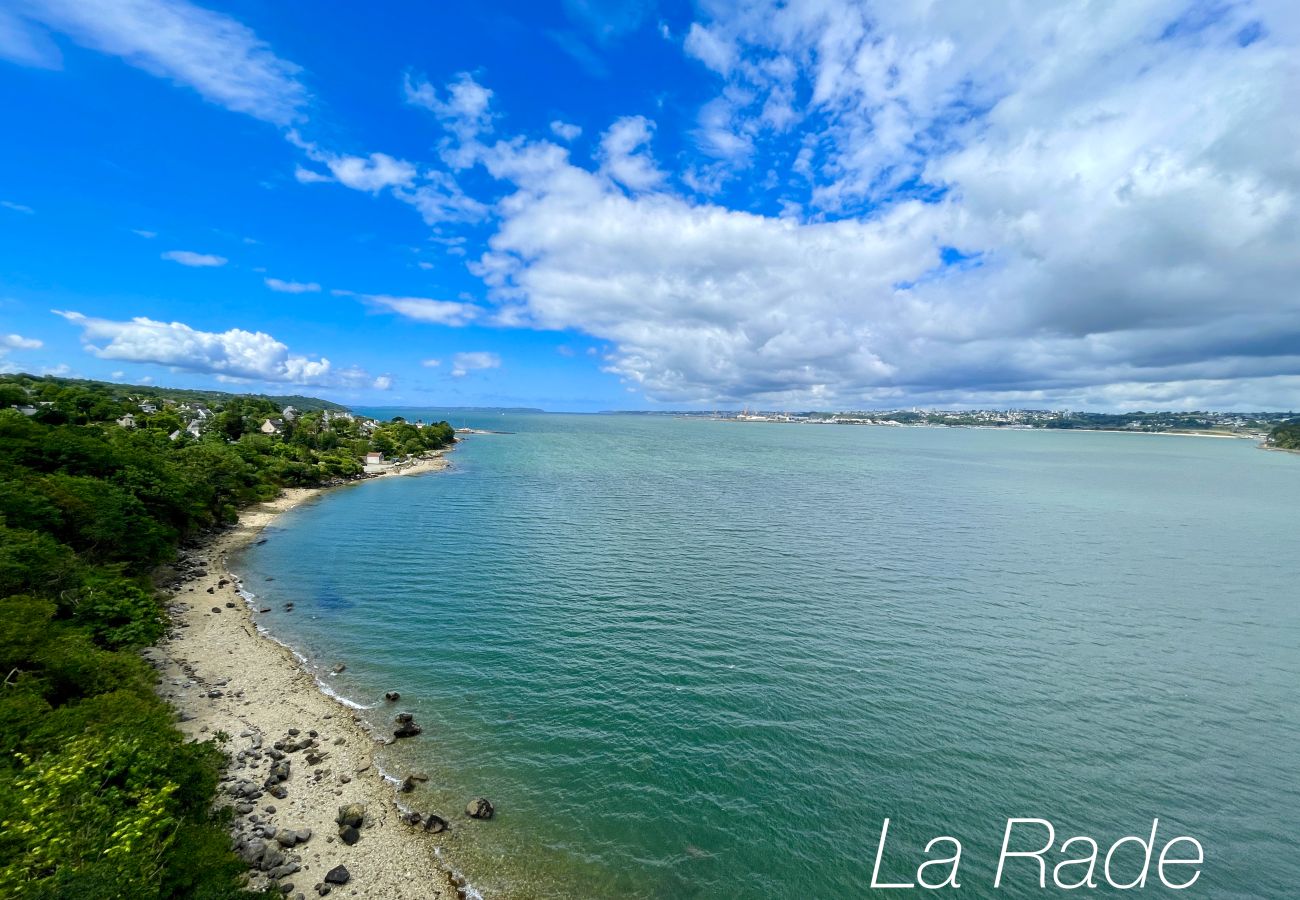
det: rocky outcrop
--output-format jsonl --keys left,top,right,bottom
{"left": 401, "top": 810, "right": 449, "bottom": 834}
{"left": 392, "top": 712, "right": 422, "bottom": 738}
{"left": 465, "top": 797, "right": 494, "bottom": 820}
{"left": 336, "top": 803, "right": 365, "bottom": 845}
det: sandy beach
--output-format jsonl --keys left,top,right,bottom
{"left": 145, "top": 451, "right": 476, "bottom": 900}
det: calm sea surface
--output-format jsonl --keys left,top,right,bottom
{"left": 235, "top": 414, "right": 1300, "bottom": 898}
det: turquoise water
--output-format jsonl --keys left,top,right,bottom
{"left": 237, "top": 415, "right": 1300, "bottom": 898}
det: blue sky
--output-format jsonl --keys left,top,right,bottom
{"left": 1, "top": 0, "right": 1298, "bottom": 411}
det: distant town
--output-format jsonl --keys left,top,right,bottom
{"left": 656, "top": 408, "right": 1299, "bottom": 442}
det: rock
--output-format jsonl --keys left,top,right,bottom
{"left": 402, "top": 812, "right": 449, "bottom": 834}
{"left": 275, "top": 829, "right": 301, "bottom": 847}
{"left": 324, "top": 865, "right": 350, "bottom": 885}
{"left": 210, "top": 606, "right": 221, "bottom": 613}
{"left": 465, "top": 797, "right": 494, "bottom": 820}
{"left": 392, "top": 713, "right": 422, "bottom": 739}
{"left": 399, "top": 776, "right": 416, "bottom": 793}
{"left": 335, "top": 803, "right": 365, "bottom": 828}
{"left": 331, "top": 663, "right": 346, "bottom": 674}
{"left": 225, "top": 601, "right": 236, "bottom": 608}
{"left": 267, "top": 760, "right": 291, "bottom": 784}
{"left": 268, "top": 784, "right": 288, "bottom": 800}
{"left": 384, "top": 691, "right": 400, "bottom": 702}
{"left": 287, "top": 728, "right": 300, "bottom": 736}
{"left": 315, "top": 886, "right": 331, "bottom": 897}
{"left": 338, "top": 825, "right": 360, "bottom": 845}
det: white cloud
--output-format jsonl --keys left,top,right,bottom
{"left": 132, "top": 228, "right": 157, "bottom": 238}
{"left": 2, "top": 333, "right": 42, "bottom": 349}
{"left": 372, "top": 374, "right": 393, "bottom": 390}
{"left": 421, "top": 358, "right": 442, "bottom": 367}
{"left": 683, "top": 22, "right": 735, "bottom": 75}
{"left": 0, "top": 8, "right": 60, "bottom": 67}
{"left": 450, "top": 351, "right": 501, "bottom": 377}
{"left": 405, "top": 71, "right": 494, "bottom": 151}
{"left": 350, "top": 293, "right": 482, "bottom": 326}
{"left": 1, "top": 200, "right": 34, "bottom": 214}
{"left": 162, "top": 249, "right": 227, "bottom": 267}
{"left": 53, "top": 309, "right": 374, "bottom": 387}
{"left": 437, "top": 1, "right": 1300, "bottom": 408}
{"left": 265, "top": 277, "right": 321, "bottom": 293}
{"left": 293, "top": 146, "right": 416, "bottom": 192}
{"left": 550, "top": 120, "right": 582, "bottom": 141}
{"left": 293, "top": 164, "right": 333, "bottom": 184}
{"left": 10, "top": 0, "right": 307, "bottom": 124}
{"left": 597, "top": 116, "right": 665, "bottom": 191}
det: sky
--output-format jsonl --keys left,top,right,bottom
{"left": 1, "top": 0, "right": 1298, "bottom": 412}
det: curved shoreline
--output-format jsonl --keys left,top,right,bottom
{"left": 147, "top": 450, "right": 480, "bottom": 899}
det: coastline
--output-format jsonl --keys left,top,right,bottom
{"left": 146, "top": 450, "right": 475, "bottom": 899}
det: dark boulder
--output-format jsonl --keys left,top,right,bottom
{"left": 393, "top": 712, "right": 422, "bottom": 738}
{"left": 324, "top": 864, "right": 350, "bottom": 885}
{"left": 384, "top": 691, "right": 400, "bottom": 702}
{"left": 465, "top": 797, "right": 494, "bottom": 820}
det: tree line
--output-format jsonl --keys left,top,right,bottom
{"left": 0, "top": 375, "right": 453, "bottom": 898}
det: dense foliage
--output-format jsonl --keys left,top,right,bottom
{"left": 0, "top": 373, "right": 348, "bottom": 418}
{"left": 1269, "top": 419, "right": 1300, "bottom": 450}
{"left": 0, "top": 376, "right": 452, "bottom": 898}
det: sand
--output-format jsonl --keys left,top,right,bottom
{"left": 145, "top": 452, "right": 476, "bottom": 899}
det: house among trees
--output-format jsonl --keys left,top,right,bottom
{"left": 282, "top": 405, "right": 299, "bottom": 420}
{"left": 116, "top": 413, "right": 135, "bottom": 428}
{"left": 260, "top": 417, "right": 285, "bottom": 435}
{"left": 139, "top": 401, "right": 158, "bottom": 414}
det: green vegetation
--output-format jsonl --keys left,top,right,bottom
{"left": 0, "top": 375, "right": 452, "bottom": 899}
{"left": 0, "top": 374, "right": 348, "bottom": 417}
{"left": 1269, "top": 419, "right": 1300, "bottom": 450}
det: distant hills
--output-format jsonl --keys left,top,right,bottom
{"left": 1, "top": 373, "right": 349, "bottom": 412}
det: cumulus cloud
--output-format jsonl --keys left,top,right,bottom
{"left": 439, "top": 0, "right": 1300, "bottom": 408}
{"left": 550, "top": 120, "right": 582, "bottom": 141}
{"left": 162, "top": 249, "right": 227, "bottom": 267}
{"left": 404, "top": 71, "right": 494, "bottom": 154}
{"left": 53, "top": 309, "right": 374, "bottom": 387}
{"left": 372, "top": 374, "right": 393, "bottom": 390}
{"left": 290, "top": 131, "right": 485, "bottom": 224}
{"left": 450, "top": 351, "right": 501, "bottom": 377}
{"left": 421, "top": 358, "right": 442, "bottom": 367}
{"left": 292, "top": 146, "right": 416, "bottom": 192}
{"left": 597, "top": 116, "right": 665, "bottom": 191}
{"left": 2, "top": 334, "right": 42, "bottom": 349}
{"left": 265, "top": 277, "right": 320, "bottom": 293}
{"left": 346, "top": 292, "right": 482, "bottom": 327}
{"left": 7, "top": 0, "right": 307, "bottom": 124}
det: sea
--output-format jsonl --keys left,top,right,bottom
{"left": 233, "top": 412, "right": 1300, "bottom": 898}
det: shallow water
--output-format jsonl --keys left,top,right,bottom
{"left": 236, "top": 414, "right": 1300, "bottom": 898}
